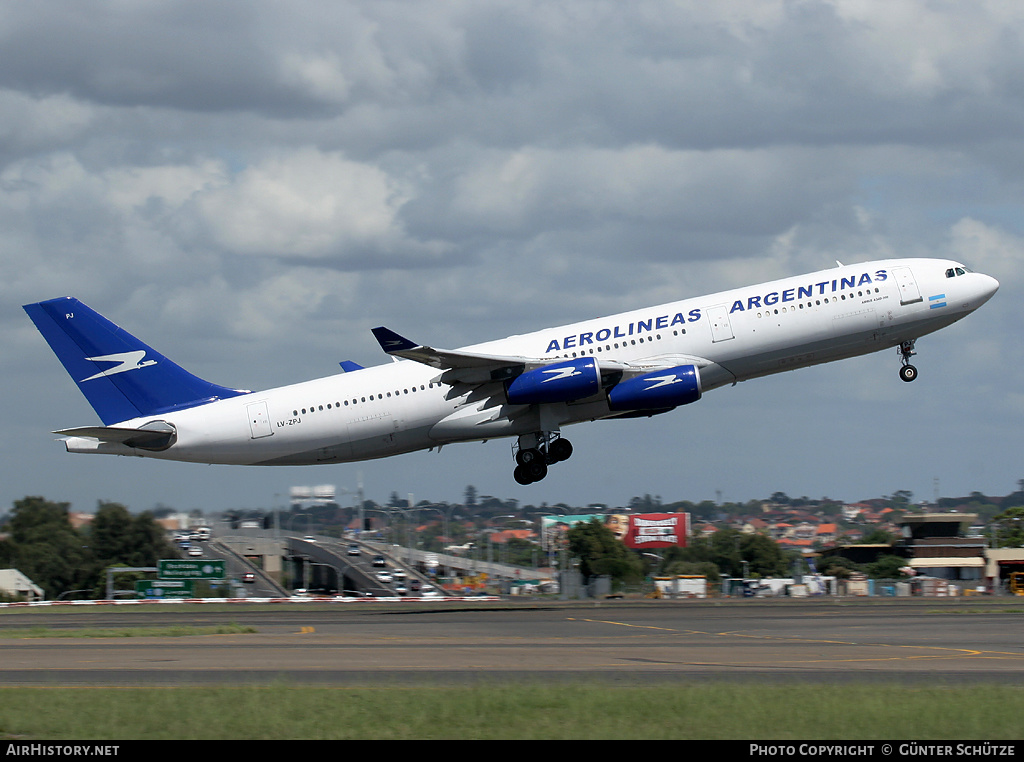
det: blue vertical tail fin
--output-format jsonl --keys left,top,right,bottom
{"left": 23, "top": 297, "right": 247, "bottom": 425}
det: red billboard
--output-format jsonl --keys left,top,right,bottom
{"left": 606, "top": 513, "right": 689, "bottom": 549}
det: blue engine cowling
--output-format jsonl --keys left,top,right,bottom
{"left": 607, "top": 365, "right": 701, "bottom": 411}
{"left": 506, "top": 357, "right": 601, "bottom": 405}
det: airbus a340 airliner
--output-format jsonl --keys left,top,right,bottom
{"left": 24, "top": 258, "right": 998, "bottom": 485}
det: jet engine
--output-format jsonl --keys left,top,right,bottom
{"left": 506, "top": 357, "right": 601, "bottom": 405}
{"left": 607, "top": 365, "right": 701, "bottom": 411}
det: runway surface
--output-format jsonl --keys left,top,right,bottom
{"left": 1, "top": 598, "right": 1022, "bottom": 686}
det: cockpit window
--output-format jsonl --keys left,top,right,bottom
{"left": 946, "top": 266, "right": 971, "bottom": 278}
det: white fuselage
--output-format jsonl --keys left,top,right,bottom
{"left": 62, "top": 258, "right": 998, "bottom": 465}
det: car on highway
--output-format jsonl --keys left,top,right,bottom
{"left": 375, "top": 571, "right": 393, "bottom": 584}
{"left": 395, "top": 584, "right": 407, "bottom": 596}
{"left": 242, "top": 572, "right": 256, "bottom": 584}
{"left": 187, "top": 545, "right": 203, "bottom": 557}
{"left": 372, "top": 555, "right": 386, "bottom": 567}
{"left": 347, "top": 544, "right": 360, "bottom": 556}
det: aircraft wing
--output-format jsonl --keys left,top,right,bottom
{"left": 370, "top": 327, "right": 716, "bottom": 387}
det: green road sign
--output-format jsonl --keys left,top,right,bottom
{"left": 136, "top": 580, "right": 195, "bottom": 599}
{"left": 158, "top": 559, "right": 226, "bottom": 580}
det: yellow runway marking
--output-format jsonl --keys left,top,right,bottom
{"left": 570, "top": 617, "right": 1024, "bottom": 663}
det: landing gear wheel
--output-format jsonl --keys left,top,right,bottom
{"left": 512, "top": 434, "right": 565, "bottom": 484}
{"left": 896, "top": 339, "right": 919, "bottom": 383}
{"left": 515, "top": 448, "right": 542, "bottom": 467}
{"left": 549, "top": 438, "right": 573, "bottom": 462}
{"left": 514, "top": 460, "right": 548, "bottom": 484}
{"left": 527, "top": 460, "right": 548, "bottom": 482}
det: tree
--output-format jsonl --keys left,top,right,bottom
{"left": 566, "top": 519, "right": 644, "bottom": 585}
{"left": 90, "top": 502, "right": 175, "bottom": 569}
{"left": 628, "top": 494, "right": 661, "bottom": 512}
{"left": 739, "top": 533, "right": 788, "bottom": 577}
{"left": 707, "top": 527, "right": 745, "bottom": 577}
{"left": 667, "top": 527, "right": 743, "bottom": 577}
{"left": 2, "top": 496, "right": 178, "bottom": 600}
{"left": 4, "top": 497, "right": 92, "bottom": 599}
{"left": 90, "top": 502, "right": 135, "bottom": 566}
{"left": 890, "top": 490, "right": 914, "bottom": 508}
{"left": 128, "top": 511, "right": 177, "bottom": 566}
{"left": 817, "top": 555, "right": 863, "bottom": 579}
{"left": 865, "top": 554, "right": 908, "bottom": 579}
{"left": 857, "top": 527, "right": 895, "bottom": 545}
{"left": 666, "top": 528, "right": 792, "bottom": 579}
{"left": 990, "top": 507, "right": 1024, "bottom": 548}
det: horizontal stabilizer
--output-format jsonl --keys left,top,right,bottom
{"left": 56, "top": 421, "right": 176, "bottom": 451}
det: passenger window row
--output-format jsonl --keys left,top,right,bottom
{"left": 756, "top": 287, "right": 881, "bottom": 319}
{"left": 293, "top": 382, "right": 441, "bottom": 417}
{"left": 559, "top": 329, "right": 680, "bottom": 360}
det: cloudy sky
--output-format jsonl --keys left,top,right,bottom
{"left": 3, "top": 1, "right": 1023, "bottom": 516}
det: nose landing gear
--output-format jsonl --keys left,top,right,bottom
{"left": 513, "top": 433, "right": 573, "bottom": 484}
{"left": 898, "top": 340, "right": 918, "bottom": 382}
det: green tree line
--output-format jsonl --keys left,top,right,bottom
{"left": 565, "top": 521, "right": 795, "bottom": 589}
{"left": 0, "top": 496, "right": 176, "bottom": 600}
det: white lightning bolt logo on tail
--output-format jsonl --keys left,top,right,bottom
{"left": 81, "top": 351, "right": 157, "bottom": 382}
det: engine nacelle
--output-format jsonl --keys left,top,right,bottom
{"left": 607, "top": 365, "right": 701, "bottom": 411}
{"left": 506, "top": 357, "right": 601, "bottom": 405}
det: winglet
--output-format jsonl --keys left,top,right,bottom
{"left": 371, "top": 327, "right": 419, "bottom": 355}
{"left": 338, "top": 360, "right": 364, "bottom": 373}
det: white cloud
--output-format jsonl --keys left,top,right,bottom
{"left": 278, "top": 54, "right": 352, "bottom": 106}
{"left": 195, "top": 148, "right": 415, "bottom": 260}
{"left": 0, "top": 90, "right": 94, "bottom": 149}
{"left": 947, "top": 217, "right": 1024, "bottom": 287}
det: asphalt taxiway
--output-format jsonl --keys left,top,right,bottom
{"left": 1, "top": 598, "right": 1021, "bottom": 686}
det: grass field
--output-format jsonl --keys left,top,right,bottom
{"left": 2, "top": 601, "right": 1021, "bottom": 740}
{"left": 1, "top": 682, "right": 1022, "bottom": 740}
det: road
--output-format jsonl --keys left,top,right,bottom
{"left": 1, "top": 598, "right": 1021, "bottom": 686}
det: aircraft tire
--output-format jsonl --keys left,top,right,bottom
{"left": 899, "top": 365, "right": 918, "bottom": 383}
{"left": 516, "top": 448, "right": 542, "bottom": 467}
{"left": 513, "top": 465, "right": 533, "bottom": 485}
{"left": 549, "top": 438, "right": 573, "bottom": 462}
{"left": 513, "top": 461, "right": 548, "bottom": 485}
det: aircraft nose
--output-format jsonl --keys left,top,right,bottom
{"left": 979, "top": 273, "right": 1000, "bottom": 302}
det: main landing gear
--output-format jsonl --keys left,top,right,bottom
{"left": 898, "top": 339, "right": 918, "bottom": 383}
{"left": 513, "top": 433, "right": 573, "bottom": 485}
